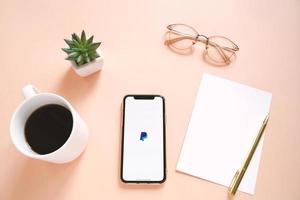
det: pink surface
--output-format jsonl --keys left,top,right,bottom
{"left": 0, "top": 0, "right": 300, "bottom": 199}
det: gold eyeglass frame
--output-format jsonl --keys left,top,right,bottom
{"left": 165, "top": 23, "right": 239, "bottom": 66}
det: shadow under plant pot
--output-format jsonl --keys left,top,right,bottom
{"left": 71, "top": 54, "right": 103, "bottom": 77}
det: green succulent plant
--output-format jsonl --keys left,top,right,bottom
{"left": 62, "top": 30, "right": 101, "bottom": 67}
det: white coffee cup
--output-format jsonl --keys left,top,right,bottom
{"left": 10, "top": 84, "right": 89, "bottom": 163}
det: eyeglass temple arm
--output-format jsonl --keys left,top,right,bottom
{"left": 164, "top": 35, "right": 196, "bottom": 46}
{"left": 201, "top": 38, "right": 238, "bottom": 52}
{"left": 207, "top": 41, "right": 231, "bottom": 63}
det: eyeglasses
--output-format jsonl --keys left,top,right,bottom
{"left": 165, "top": 24, "right": 239, "bottom": 66}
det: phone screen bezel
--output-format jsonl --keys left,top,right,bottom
{"left": 120, "top": 94, "right": 166, "bottom": 184}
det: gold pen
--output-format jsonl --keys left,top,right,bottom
{"left": 228, "top": 114, "right": 270, "bottom": 198}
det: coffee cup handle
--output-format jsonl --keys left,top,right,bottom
{"left": 22, "top": 84, "right": 39, "bottom": 99}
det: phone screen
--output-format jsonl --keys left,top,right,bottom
{"left": 121, "top": 95, "right": 166, "bottom": 183}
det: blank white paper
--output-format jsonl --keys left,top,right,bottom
{"left": 176, "top": 73, "right": 272, "bottom": 194}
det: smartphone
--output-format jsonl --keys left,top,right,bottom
{"left": 120, "top": 95, "right": 166, "bottom": 183}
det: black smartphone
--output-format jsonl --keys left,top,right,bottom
{"left": 120, "top": 95, "right": 166, "bottom": 183}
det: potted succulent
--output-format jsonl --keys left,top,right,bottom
{"left": 62, "top": 30, "right": 103, "bottom": 77}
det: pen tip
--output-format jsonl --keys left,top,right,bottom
{"left": 264, "top": 114, "right": 270, "bottom": 123}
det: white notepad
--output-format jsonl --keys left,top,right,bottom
{"left": 177, "top": 74, "right": 272, "bottom": 194}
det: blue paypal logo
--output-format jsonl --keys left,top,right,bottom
{"left": 140, "top": 132, "right": 148, "bottom": 141}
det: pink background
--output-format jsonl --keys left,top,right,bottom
{"left": 0, "top": 0, "right": 299, "bottom": 199}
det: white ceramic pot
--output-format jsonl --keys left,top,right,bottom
{"left": 71, "top": 54, "right": 103, "bottom": 77}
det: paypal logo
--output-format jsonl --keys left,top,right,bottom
{"left": 140, "top": 132, "right": 148, "bottom": 141}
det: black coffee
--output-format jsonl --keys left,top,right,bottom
{"left": 25, "top": 104, "right": 73, "bottom": 155}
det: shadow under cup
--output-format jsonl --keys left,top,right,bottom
{"left": 10, "top": 93, "right": 88, "bottom": 163}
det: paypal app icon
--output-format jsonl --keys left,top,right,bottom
{"left": 140, "top": 132, "right": 148, "bottom": 141}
